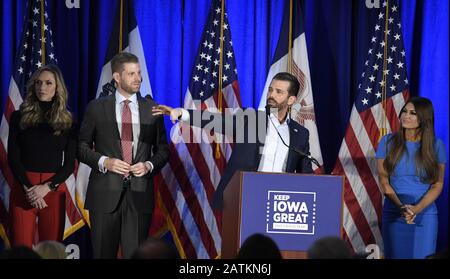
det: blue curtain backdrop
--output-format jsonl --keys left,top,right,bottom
{"left": 1, "top": 0, "right": 448, "bottom": 251}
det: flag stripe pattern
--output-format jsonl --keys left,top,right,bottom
{"left": 0, "top": 0, "right": 83, "bottom": 245}
{"left": 157, "top": 0, "right": 241, "bottom": 259}
{"left": 333, "top": 1, "right": 410, "bottom": 255}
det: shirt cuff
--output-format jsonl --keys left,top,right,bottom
{"left": 145, "top": 161, "right": 154, "bottom": 174}
{"left": 179, "top": 108, "right": 190, "bottom": 122}
{"left": 98, "top": 156, "right": 108, "bottom": 173}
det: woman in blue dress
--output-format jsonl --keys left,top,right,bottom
{"left": 376, "top": 97, "right": 446, "bottom": 259}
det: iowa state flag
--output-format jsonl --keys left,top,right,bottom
{"left": 258, "top": 0, "right": 323, "bottom": 173}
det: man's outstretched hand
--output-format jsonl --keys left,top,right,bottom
{"left": 152, "top": 105, "right": 183, "bottom": 123}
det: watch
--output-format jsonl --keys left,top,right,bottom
{"left": 48, "top": 182, "right": 59, "bottom": 191}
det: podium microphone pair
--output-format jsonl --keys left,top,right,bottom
{"left": 265, "top": 104, "right": 321, "bottom": 169}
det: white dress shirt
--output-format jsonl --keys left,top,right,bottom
{"left": 114, "top": 91, "right": 140, "bottom": 156}
{"left": 258, "top": 113, "right": 290, "bottom": 172}
{"left": 180, "top": 108, "right": 290, "bottom": 172}
{"left": 98, "top": 91, "right": 152, "bottom": 173}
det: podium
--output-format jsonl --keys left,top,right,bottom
{"left": 221, "top": 171, "right": 344, "bottom": 259}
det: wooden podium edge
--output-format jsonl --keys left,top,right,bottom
{"left": 221, "top": 171, "right": 243, "bottom": 259}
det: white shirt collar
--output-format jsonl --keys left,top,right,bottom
{"left": 115, "top": 90, "right": 137, "bottom": 105}
{"left": 269, "top": 112, "right": 290, "bottom": 126}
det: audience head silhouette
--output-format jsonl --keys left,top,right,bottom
{"left": 33, "top": 241, "right": 67, "bottom": 259}
{"left": 307, "top": 236, "right": 353, "bottom": 259}
{"left": 0, "top": 246, "right": 42, "bottom": 259}
{"left": 236, "top": 233, "right": 282, "bottom": 259}
{"left": 131, "top": 237, "right": 178, "bottom": 259}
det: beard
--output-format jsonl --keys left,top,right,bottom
{"left": 266, "top": 98, "right": 288, "bottom": 111}
{"left": 119, "top": 81, "right": 141, "bottom": 95}
{"left": 266, "top": 98, "right": 277, "bottom": 108}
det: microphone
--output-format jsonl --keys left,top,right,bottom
{"left": 266, "top": 106, "right": 321, "bottom": 169}
{"left": 265, "top": 104, "right": 271, "bottom": 116}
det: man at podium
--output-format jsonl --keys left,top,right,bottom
{"left": 153, "top": 72, "right": 313, "bottom": 209}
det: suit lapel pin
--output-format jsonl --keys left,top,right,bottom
{"left": 293, "top": 128, "right": 298, "bottom": 132}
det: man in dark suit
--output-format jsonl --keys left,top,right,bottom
{"left": 153, "top": 72, "right": 313, "bottom": 209}
{"left": 79, "top": 52, "right": 169, "bottom": 258}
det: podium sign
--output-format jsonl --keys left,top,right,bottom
{"left": 222, "top": 171, "right": 344, "bottom": 258}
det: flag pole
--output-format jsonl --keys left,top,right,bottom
{"left": 287, "top": 0, "right": 293, "bottom": 74}
{"left": 215, "top": 0, "right": 226, "bottom": 159}
{"left": 40, "top": 0, "right": 46, "bottom": 65}
{"left": 119, "top": 0, "right": 124, "bottom": 52}
{"left": 379, "top": 0, "right": 390, "bottom": 140}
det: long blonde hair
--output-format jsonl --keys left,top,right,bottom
{"left": 19, "top": 64, "right": 72, "bottom": 135}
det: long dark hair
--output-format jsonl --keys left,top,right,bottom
{"left": 383, "top": 97, "right": 439, "bottom": 183}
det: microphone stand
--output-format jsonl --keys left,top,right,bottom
{"left": 265, "top": 105, "right": 321, "bottom": 169}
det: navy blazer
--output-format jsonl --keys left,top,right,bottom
{"left": 187, "top": 109, "right": 313, "bottom": 209}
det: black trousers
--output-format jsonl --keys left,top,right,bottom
{"left": 89, "top": 184, "right": 152, "bottom": 259}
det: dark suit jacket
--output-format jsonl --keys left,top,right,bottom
{"left": 187, "top": 109, "right": 313, "bottom": 209}
{"left": 78, "top": 94, "right": 169, "bottom": 213}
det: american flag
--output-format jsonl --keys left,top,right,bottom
{"left": 0, "top": 0, "right": 84, "bottom": 248}
{"left": 333, "top": 0, "right": 409, "bottom": 256}
{"left": 155, "top": 0, "right": 241, "bottom": 259}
